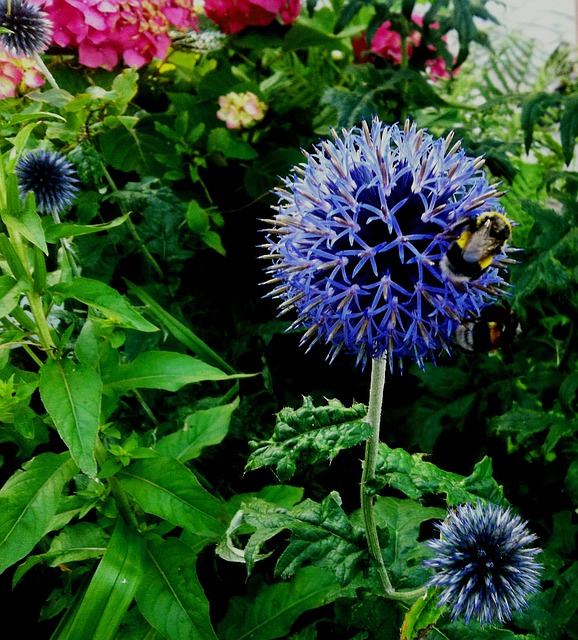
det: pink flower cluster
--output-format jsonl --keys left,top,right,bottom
{"left": 0, "top": 51, "right": 44, "bottom": 99}
{"left": 40, "top": 0, "right": 198, "bottom": 70}
{"left": 204, "top": 0, "right": 301, "bottom": 35}
{"left": 217, "top": 91, "right": 268, "bottom": 129}
{"left": 352, "top": 15, "right": 455, "bottom": 80}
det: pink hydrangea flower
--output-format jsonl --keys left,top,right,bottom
{"left": 0, "top": 50, "right": 44, "bottom": 99}
{"left": 217, "top": 91, "right": 268, "bottom": 129}
{"left": 352, "top": 14, "right": 455, "bottom": 80}
{"left": 40, "top": 0, "right": 198, "bottom": 70}
{"left": 205, "top": 0, "right": 301, "bottom": 35}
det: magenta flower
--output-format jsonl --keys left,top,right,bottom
{"left": 352, "top": 14, "right": 455, "bottom": 80}
{"left": 41, "top": 0, "right": 198, "bottom": 70}
{"left": 204, "top": 0, "right": 301, "bottom": 35}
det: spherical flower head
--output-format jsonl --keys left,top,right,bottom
{"left": 205, "top": 0, "right": 301, "bottom": 35}
{"left": 0, "top": 0, "right": 52, "bottom": 57}
{"left": 424, "top": 502, "right": 542, "bottom": 625}
{"left": 217, "top": 91, "right": 268, "bottom": 129}
{"left": 261, "top": 118, "right": 513, "bottom": 370}
{"left": 15, "top": 150, "right": 79, "bottom": 215}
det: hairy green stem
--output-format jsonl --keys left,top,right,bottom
{"left": 361, "top": 356, "right": 428, "bottom": 602}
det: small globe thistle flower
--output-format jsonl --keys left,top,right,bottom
{"left": 15, "top": 150, "right": 79, "bottom": 216}
{"left": 0, "top": 0, "right": 53, "bottom": 57}
{"left": 261, "top": 118, "right": 513, "bottom": 370}
{"left": 423, "top": 502, "right": 542, "bottom": 625}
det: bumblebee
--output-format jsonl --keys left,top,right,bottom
{"left": 440, "top": 212, "right": 512, "bottom": 283}
{"left": 455, "top": 303, "right": 520, "bottom": 353}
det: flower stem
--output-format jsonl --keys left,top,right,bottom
{"left": 33, "top": 52, "right": 60, "bottom": 91}
{"left": 361, "top": 356, "right": 428, "bottom": 602}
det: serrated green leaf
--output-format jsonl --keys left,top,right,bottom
{"left": 50, "top": 278, "right": 159, "bottom": 333}
{"left": 246, "top": 396, "right": 370, "bottom": 481}
{"left": 136, "top": 538, "right": 218, "bottom": 640}
{"left": 39, "top": 358, "right": 102, "bottom": 477}
{"left": 223, "top": 491, "right": 365, "bottom": 585}
{"left": 373, "top": 444, "right": 505, "bottom": 505}
{"left": 0, "top": 451, "right": 78, "bottom": 574}
{"left": 52, "top": 517, "right": 146, "bottom": 640}
{"left": 2, "top": 209, "right": 48, "bottom": 254}
{"left": 155, "top": 398, "right": 239, "bottom": 461}
{"left": 102, "top": 351, "right": 250, "bottom": 393}
{"left": 217, "top": 566, "right": 340, "bottom": 640}
{"left": 400, "top": 587, "right": 444, "bottom": 640}
{"left": 117, "top": 457, "right": 227, "bottom": 538}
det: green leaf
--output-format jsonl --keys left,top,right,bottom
{"left": 155, "top": 398, "right": 239, "bottom": 461}
{"left": 52, "top": 517, "right": 146, "bottom": 640}
{"left": 124, "top": 281, "right": 236, "bottom": 374}
{"left": 39, "top": 358, "right": 102, "bottom": 477}
{"left": 207, "top": 128, "right": 258, "bottom": 160}
{"left": 44, "top": 214, "right": 130, "bottom": 242}
{"left": 246, "top": 396, "right": 371, "bottom": 481}
{"left": 117, "top": 457, "right": 228, "bottom": 538}
{"left": 136, "top": 538, "right": 218, "bottom": 640}
{"left": 217, "top": 566, "right": 340, "bottom": 640}
{"left": 102, "top": 351, "right": 250, "bottom": 393}
{"left": 0, "top": 275, "right": 25, "bottom": 319}
{"left": 2, "top": 209, "right": 48, "bottom": 254}
{"left": 400, "top": 587, "right": 445, "bottom": 640}
{"left": 373, "top": 497, "right": 445, "bottom": 586}
{"left": 0, "top": 451, "right": 78, "bottom": 574}
{"left": 50, "top": 278, "right": 159, "bottom": 333}
{"left": 373, "top": 444, "right": 505, "bottom": 505}
{"left": 221, "top": 491, "right": 365, "bottom": 585}
{"left": 42, "top": 522, "right": 108, "bottom": 567}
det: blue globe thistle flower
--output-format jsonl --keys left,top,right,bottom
{"left": 0, "top": 0, "right": 52, "bottom": 57}
{"left": 15, "top": 150, "right": 79, "bottom": 215}
{"left": 423, "top": 502, "right": 542, "bottom": 625}
{"left": 261, "top": 118, "right": 513, "bottom": 370}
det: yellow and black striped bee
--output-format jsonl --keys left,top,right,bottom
{"left": 440, "top": 212, "right": 512, "bottom": 283}
{"left": 455, "top": 303, "right": 520, "bottom": 353}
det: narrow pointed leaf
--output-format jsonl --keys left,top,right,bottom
{"left": 40, "top": 358, "right": 102, "bottom": 477}
{"left": 52, "top": 517, "right": 146, "bottom": 640}
{"left": 218, "top": 566, "right": 340, "bottom": 640}
{"left": 136, "top": 538, "right": 218, "bottom": 640}
{"left": 125, "top": 280, "right": 236, "bottom": 374}
{"left": 400, "top": 587, "right": 445, "bottom": 640}
{"left": 102, "top": 351, "right": 251, "bottom": 393}
{"left": 155, "top": 398, "right": 239, "bottom": 461}
{"left": 117, "top": 458, "right": 228, "bottom": 538}
{"left": 50, "top": 278, "right": 159, "bottom": 332}
{"left": 44, "top": 214, "right": 130, "bottom": 242}
{"left": 0, "top": 452, "right": 78, "bottom": 574}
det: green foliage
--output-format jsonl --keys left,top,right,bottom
{"left": 247, "top": 396, "right": 371, "bottom": 480}
{"left": 0, "top": 2, "right": 575, "bottom": 639}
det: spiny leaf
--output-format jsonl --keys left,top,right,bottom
{"left": 400, "top": 587, "right": 445, "bottom": 640}
{"left": 372, "top": 444, "right": 505, "bottom": 505}
{"left": 246, "top": 396, "right": 370, "bottom": 481}
{"left": 219, "top": 491, "right": 365, "bottom": 586}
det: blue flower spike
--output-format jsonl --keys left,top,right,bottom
{"left": 261, "top": 118, "right": 514, "bottom": 371}
{"left": 424, "top": 501, "right": 542, "bottom": 625}
{"left": 15, "top": 150, "right": 79, "bottom": 216}
{"left": 0, "top": 0, "right": 52, "bottom": 57}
